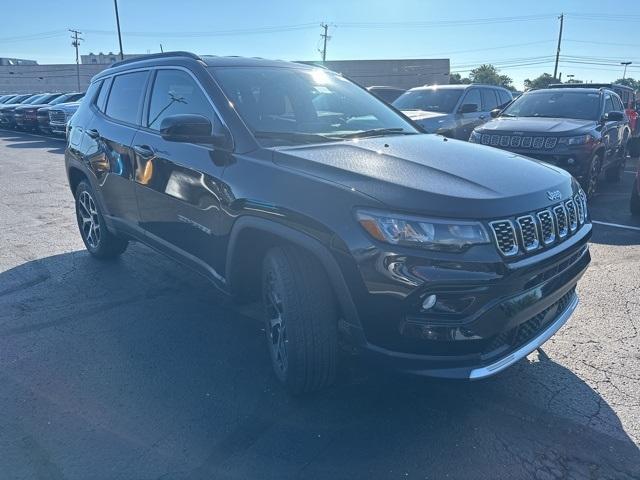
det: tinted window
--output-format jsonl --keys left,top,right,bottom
{"left": 481, "top": 89, "right": 500, "bottom": 111}
{"left": 212, "top": 66, "right": 418, "bottom": 146}
{"left": 612, "top": 95, "right": 624, "bottom": 112}
{"left": 604, "top": 95, "right": 615, "bottom": 114}
{"left": 96, "top": 77, "right": 111, "bottom": 112}
{"left": 393, "top": 88, "right": 463, "bottom": 113}
{"left": 461, "top": 89, "right": 481, "bottom": 112}
{"left": 502, "top": 91, "right": 601, "bottom": 120}
{"left": 499, "top": 90, "right": 512, "bottom": 106}
{"left": 147, "top": 69, "right": 216, "bottom": 130}
{"left": 105, "top": 71, "right": 148, "bottom": 124}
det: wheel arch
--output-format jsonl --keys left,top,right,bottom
{"left": 225, "top": 216, "right": 363, "bottom": 337}
{"left": 67, "top": 166, "right": 89, "bottom": 195}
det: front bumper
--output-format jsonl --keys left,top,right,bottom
{"left": 342, "top": 221, "right": 591, "bottom": 379}
{"left": 49, "top": 121, "right": 67, "bottom": 135}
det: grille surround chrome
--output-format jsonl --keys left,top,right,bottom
{"left": 536, "top": 210, "right": 556, "bottom": 245}
{"left": 565, "top": 199, "right": 578, "bottom": 231}
{"left": 489, "top": 220, "right": 519, "bottom": 257}
{"left": 516, "top": 215, "right": 539, "bottom": 251}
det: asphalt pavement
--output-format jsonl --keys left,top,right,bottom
{"left": 0, "top": 129, "right": 638, "bottom": 480}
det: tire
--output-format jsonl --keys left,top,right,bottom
{"left": 631, "top": 178, "right": 640, "bottom": 216}
{"left": 262, "top": 245, "right": 338, "bottom": 395}
{"left": 581, "top": 153, "right": 602, "bottom": 199}
{"left": 75, "top": 180, "right": 128, "bottom": 259}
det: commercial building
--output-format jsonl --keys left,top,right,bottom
{"left": 81, "top": 52, "right": 142, "bottom": 65}
{"left": 301, "top": 58, "right": 451, "bottom": 89}
{"left": 0, "top": 57, "right": 38, "bottom": 66}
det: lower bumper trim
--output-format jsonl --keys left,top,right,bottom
{"left": 468, "top": 293, "right": 578, "bottom": 379}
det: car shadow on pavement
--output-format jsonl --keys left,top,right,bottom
{"left": 1, "top": 247, "right": 639, "bottom": 479}
{"left": 0, "top": 130, "right": 65, "bottom": 155}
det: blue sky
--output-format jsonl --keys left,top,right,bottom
{"left": 3, "top": 0, "right": 639, "bottom": 89}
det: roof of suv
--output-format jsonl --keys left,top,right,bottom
{"left": 409, "top": 84, "right": 510, "bottom": 92}
{"left": 549, "top": 82, "right": 634, "bottom": 92}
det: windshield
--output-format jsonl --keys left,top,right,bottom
{"left": 210, "top": 66, "right": 418, "bottom": 146}
{"left": 392, "top": 88, "right": 464, "bottom": 113}
{"left": 502, "top": 91, "right": 601, "bottom": 120}
{"left": 23, "top": 94, "right": 47, "bottom": 104}
{"left": 49, "top": 93, "right": 83, "bottom": 105}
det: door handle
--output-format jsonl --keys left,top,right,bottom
{"left": 133, "top": 144, "right": 155, "bottom": 158}
{"left": 86, "top": 128, "right": 100, "bottom": 139}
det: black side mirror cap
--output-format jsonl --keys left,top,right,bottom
{"left": 459, "top": 103, "right": 479, "bottom": 114}
{"left": 160, "top": 114, "right": 231, "bottom": 148}
{"left": 602, "top": 111, "right": 624, "bottom": 122}
{"left": 490, "top": 108, "right": 501, "bottom": 118}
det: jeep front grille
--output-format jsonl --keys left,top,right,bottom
{"left": 481, "top": 135, "right": 559, "bottom": 150}
{"left": 49, "top": 110, "right": 66, "bottom": 124}
{"left": 489, "top": 193, "right": 588, "bottom": 257}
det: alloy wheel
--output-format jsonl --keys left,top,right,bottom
{"left": 265, "top": 270, "right": 288, "bottom": 375}
{"left": 77, "top": 190, "right": 101, "bottom": 249}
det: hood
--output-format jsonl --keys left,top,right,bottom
{"left": 271, "top": 134, "right": 575, "bottom": 219}
{"left": 0, "top": 103, "right": 25, "bottom": 112}
{"left": 53, "top": 102, "right": 80, "bottom": 113}
{"left": 402, "top": 110, "right": 450, "bottom": 122}
{"left": 477, "top": 116, "right": 595, "bottom": 135}
{"left": 15, "top": 103, "right": 48, "bottom": 111}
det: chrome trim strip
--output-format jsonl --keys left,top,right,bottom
{"left": 536, "top": 209, "right": 556, "bottom": 245}
{"left": 516, "top": 214, "right": 539, "bottom": 251}
{"left": 469, "top": 293, "right": 578, "bottom": 380}
{"left": 489, "top": 220, "right": 519, "bottom": 257}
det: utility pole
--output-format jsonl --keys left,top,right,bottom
{"left": 553, "top": 13, "right": 564, "bottom": 80}
{"left": 69, "top": 29, "right": 83, "bottom": 91}
{"left": 113, "top": 0, "right": 124, "bottom": 60}
{"left": 621, "top": 61, "right": 632, "bottom": 79}
{"left": 319, "top": 23, "right": 330, "bottom": 64}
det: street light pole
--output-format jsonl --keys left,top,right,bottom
{"left": 621, "top": 62, "right": 632, "bottom": 80}
{"left": 113, "top": 0, "right": 124, "bottom": 60}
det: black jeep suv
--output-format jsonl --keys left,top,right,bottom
{"left": 65, "top": 52, "right": 591, "bottom": 394}
{"left": 470, "top": 87, "right": 630, "bottom": 198}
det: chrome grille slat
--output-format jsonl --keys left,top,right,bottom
{"left": 532, "top": 137, "right": 544, "bottom": 149}
{"left": 565, "top": 200, "right": 578, "bottom": 231}
{"left": 553, "top": 204, "right": 569, "bottom": 238}
{"left": 49, "top": 110, "right": 66, "bottom": 123}
{"left": 516, "top": 215, "right": 539, "bottom": 251}
{"left": 536, "top": 210, "right": 555, "bottom": 245}
{"left": 489, "top": 220, "right": 518, "bottom": 257}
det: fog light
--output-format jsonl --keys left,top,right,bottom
{"left": 567, "top": 157, "right": 575, "bottom": 165}
{"left": 422, "top": 294, "right": 437, "bottom": 311}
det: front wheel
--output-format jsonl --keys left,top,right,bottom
{"left": 631, "top": 178, "right": 640, "bottom": 215}
{"left": 75, "top": 180, "right": 128, "bottom": 259}
{"left": 582, "top": 153, "right": 602, "bottom": 199}
{"left": 262, "top": 246, "right": 338, "bottom": 395}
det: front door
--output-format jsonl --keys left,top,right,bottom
{"left": 457, "top": 88, "right": 483, "bottom": 140}
{"left": 132, "top": 68, "right": 229, "bottom": 277}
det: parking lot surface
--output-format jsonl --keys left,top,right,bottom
{"left": 0, "top": 129, "right": 638, "bottom": 479}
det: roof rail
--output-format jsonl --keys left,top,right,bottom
{"left": 110, "top": 51, "right": 201, "bottom": 68}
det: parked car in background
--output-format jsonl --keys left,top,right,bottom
{"left": 49, "top": 101, "right": 81, "bottom": 135}
{"left": 393, "top": 84, "right": 512, "bottom": 140}
{"left": 14, "top": 92, "right": 65, "bottom": 130}
{"left": 367, "top": 86, "right": 406, "bottom": 104}
{"left": 1, "top": 93, "right": 62, "bottom": 129}
{"left": 66, "top": 52, "right": 591, "bottom": 394}
{"left": 37, "top": 92, "right": 85, "bottom": 134}
{"left": 0, "top": 94, "right": 19, "bottom": 104}
{"left": 550, "top": 83, "right": 638, "bottom": 136}
{"left": 470, "top": 87, "right": 630, "bottom": 198}
{"left": 0, "top": 94, "right": 37, "bottom": 126}
{"left": 631, "top": 162, "right": 640, "bottom": 215}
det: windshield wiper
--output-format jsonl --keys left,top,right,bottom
{"left": 500, "top": 113, "right": 516, "bottom": 117}
{"left": 253, "top": 131, "right": 336, "bottom": 144}
{"left": 337, "top": 128, "right": 418, "bottom": 139}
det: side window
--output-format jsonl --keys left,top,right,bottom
{"left": 613, "top": 95, "right": 624, "bottom": 112}
{"left": 460, "top": 89, "right": 481, "bottom": 112}
{"left": 499, "top": 90, "right": 512, "bottom": 107}
{"left": 604, "top": 95, "right": 615, "bottom": 114}
{"left": 95, "top": 77, "right": 112, "bottom": 112}
{"left": 83, "top": 80, "right": 103, "bottom": 108}
{"left": 147, "top": 69, "right": 217, "bottom": 130}
{"left": 105, "top": 71, "right": 149, "bottom": 124}
{"left": 481, "top": 89, "right": 500, "bottom": 111}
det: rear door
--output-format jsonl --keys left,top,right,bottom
{"left": 81, "top": 70, "right": 150, "bottom": 233}
{"left": 131, "top": 68, "right": 229, "bottom": 276}
{"left": 601, "top": 93, "right": 623, "bottom": 164}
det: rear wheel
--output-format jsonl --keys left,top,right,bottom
{"left": 262, "top": 246, "right": 338, "bottom": 395}
{"left": 631, "top": 178, "right": 640, "bottom": 215}
{"left": 75, "top": 180, "right": 128, "bottom": 259}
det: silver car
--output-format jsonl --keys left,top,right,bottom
{"left": 393, "top": 84, "right": 512, "bottom": 141}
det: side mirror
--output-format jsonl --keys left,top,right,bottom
{"left": 160, "top": 114, "right": 230, "bottom": 147}
{"left": 490, "top": 108, "right": 501, "bottom": 118}
{"left": 459, "top": 103, "right": 479, "bottom": 114}
{"left": 602, "top": 111, "right": 624, "bottom": 122}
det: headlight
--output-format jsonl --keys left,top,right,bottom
{"left": 469, "top": 131, "right": 482, "bottom": 143}
{"left": 355, "top": 209, "right": 490, "bottom": 252}
{"left": 558, "top": 134, "right": 593, "bottom": 146}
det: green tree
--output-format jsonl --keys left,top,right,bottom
{"left": 524, "top": 73, "right": 560, "bottom": 90}
{"left": 614, "top": 78, "right": 639, "bottom": 90}
{"left": 449, "top": 72, "right": 471, "bottom": 85}
{"left": 468, "top": 64, "right": 513, "bottom": 89}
